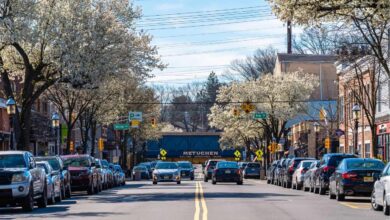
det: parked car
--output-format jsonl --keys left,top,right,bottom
{"left": 0, "top": 151, "right": 47, "bottom": 211}
{"left": 313, "top": 153, "right": 357, "bottom": 195}
{"left": 152, "top": 162, "right": 181, "bottom": 184}
{"left": 372, "top": 162, "right": 390, "bottom": 215}
{"left": 243, "top": 162, "right": 261, "bottom": 179}
{"left": 139, "top": 162, "right": 153, "bottom": 177}
{"left": 132, "top": 166, "right": 150, "bottom": 180}
{"left": 35, "top": 156, "right": 71, "bottom": 198}
{"left": 211, "top": 161, "right": 243, "bottom": 185}
{"left": 109, "top": 163, "right": 118, "bottom": 187}
{"left": 278, "top": 158, "right": 291, "bottom": 187}
{"left": 203, "top": 159, "right": 226, "bottom": 182}
{"left": 101, "top": 159, "right": 114, "bottom": 189}
{"left": 94, "top": 159, "right": 104, "bottom": 192}
{"left": 273, "top": 160, "right": 283, "bottom": 185}
{"left": 36, "top": 161, "right": 62, "bottom": 204}
{"left": 114, "top": 165, "right": 126, "bottom": 186}
{"left": 303, "top": 160, "right": 320, "bottom": 192}
{"left": 177, "top": 161, "right": 195, "bottom": 180}
{"left": 61, "top": 155, "right": 99, "bottom": 195}
{"left": 267, "top": 160, "right": 279, "bottom": 184}
{"left": 283, "top": 157, "right": 315, "bottom": 188}
{"left": 291, "top": 160, "right": 317, "bottom": 190}
{"left": 329, "top": 158, "right": 384, "bottom": 201}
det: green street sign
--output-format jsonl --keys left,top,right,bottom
{"left": 114, "top": 123, "right": 130, "bottom": 130}
{"left": 253, "top": 112, "right": 267, "bottom": 119}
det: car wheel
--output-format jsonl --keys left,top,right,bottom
{"left": 153, "top": 181, "right": 157, "bottom": 185}
{"left": 384, "top": 194, "right": 390, "bottom": 216}
{"left": 212, "top": 178, "right": 216, "bottom": 185}
{"left": 49, "top": 186, "right": 55, "bottom": 205}
{"left": 191, "top": 177, "right": 195, "bottom": 181}
{"left": 371, "top": 189, "right": 383, "bottom": 211}
{"left": 87, "top": 184, "right": 94, "bottom": 195}
{"left": 177, "top": 181, "right": 181, "bottom": 185}
{"left": 37, "top": 184, "right": 48, "bottom": 208}
{"left": 237, "top": 181, "right": 243, "bottom": 185}
{"left": 204, "top": 176, "right": 208, "bottom": 182}
{"left": 22, "top": 184, "right": 34, "bottom": 212}
{"left": 319, "top": 180, "right": 326, "bottom": 195}
{"left": 61, "top": 184, "right": 66, "bottom": 200}
{"left": 297, "top": 182, "right": 302, "bottom": 190}
{"left": 66, "top": 184, "right": 72, "bottom": 198}
{"left": 55, "top": 187, "right": 62, "bottom": 203}
{"left": 336, "top": 187, "right": 345, "bottom": 201}
{"left": 329, "top": 187, "right": 336, "bottom": 199}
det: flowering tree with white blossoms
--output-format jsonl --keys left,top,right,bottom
{"left": 209, "top": 71, "right": 318, "bottom": 160}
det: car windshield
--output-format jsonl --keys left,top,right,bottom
{"left": 217, "top": 162, "right": 238, "bottom": 169}
{"left": 329, "top": 155, "right": 356, "bottom": 167}
{"left": 301, "top": 161, "right": 314, "bottom": 168}
{"left": 209, "top": 161, "right": 222, "bottom": 166}
{"left": 37, "top": 164, "right": 49, "bottom": 174}
{"left": 346, "top": 160, "right": 385, "bottom": 170}
{"left": 155, "top": 162, "right": 178, "bottom": 169}
{"left": 63, "top": 157, "right": 90, "bottom": 167}
{"left": 38, "top": 158, "right": 61, "bottom": 171}
{"left": 247, "top": 163, "right": 260, "bottom": 168}
{"left": 0, "top": 154, "right": 26, "bottom": 168}
{"left": 140, "top": 163, "right": 151, "bottom": 168}
{"left": 134, "top": 166, "right": 147, "bottom": 171}
{"left": 178, "top": 163, "right": 192, "bottom": 168}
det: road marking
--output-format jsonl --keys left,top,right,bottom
{"left": 194, "top": 182, "right": 200, "bottom": 220}
{"left": 199, "top": 182, "right": 208, "bottom": 220}
{"left": 340, "top": 202, "right": 359, "bottom": 209}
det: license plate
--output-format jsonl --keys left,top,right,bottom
{"left": 225, "top": 170, "right": 231, "bottom": 174}
{"left": 181, "top": 173, "right": 186, "bottom": 176}
{"left": 251, "top": 168, "right": 255, "bottom": 171}
{"left": 164, "top": 176, "right": 169, "bottom": 180}
{"left": 364, "top": 176, "right": 373, "bottom": 182}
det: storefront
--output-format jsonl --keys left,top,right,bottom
{"left": 377, "top": 122, "right": 390, "bottom": 162}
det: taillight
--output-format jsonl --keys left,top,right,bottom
{"left": 323, "top": 166, "right": 335, "bottom": 173}
{"left": 236, "top": 169, "right": 241, "bottom": 175}
{"left": 342, "top": 172, "right": 358, "bottom": 179}
{"left": 288, "top": 165, "right": 294, "bottom": 173}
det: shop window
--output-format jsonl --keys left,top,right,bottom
{"left": 365, "top": 143, "right": 371, "bottom": 158}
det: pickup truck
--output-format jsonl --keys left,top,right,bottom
{"left": 0, "top": 151, "right": 47, "bottom": 211}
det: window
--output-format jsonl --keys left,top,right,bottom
{"left": 365, "top": 143, "right": 371, "bottom": 158}
{"left": 339, "top": 97, "right": 344, "bottom": 122}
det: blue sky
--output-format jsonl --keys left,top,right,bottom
{"left": 133, "top": 0, "right": 298, "bottom": 85}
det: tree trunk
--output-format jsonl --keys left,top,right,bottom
{"left": 66, "top": 122, "right": 72, "bottom": 154}
{"left": 90, "top": 121, "right": 97, "bottom": 157}
{"left": 372, "top": 124, "right": 378, "bottom": 158}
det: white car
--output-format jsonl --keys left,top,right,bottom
{"left": 152, "top": 162, "right": 181, "bottom": 184}
{"left": 371, "top": 162, "right": 390, "bottom": 215}
{"left": 291, "top": 160, "right": 317, "bottom": 190}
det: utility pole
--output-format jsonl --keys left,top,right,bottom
{"left": 287, "top": 20, "right": 292, "bottom": 54}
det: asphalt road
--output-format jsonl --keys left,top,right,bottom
{"left": 0, "top": 178, "right": 386, "bottom": 220}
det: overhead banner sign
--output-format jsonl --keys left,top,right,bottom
{"left": 182, "top": 151, "right": 219, "bottom": 157}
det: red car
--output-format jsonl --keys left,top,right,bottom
{"left": 61, "top": 155, "right": 99, "bottom": 195}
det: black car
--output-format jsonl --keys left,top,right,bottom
{"left": 203, "top": 159, "right": 225, "bottom": 182}
{"left": 267, "top": 160, "right": 279, "bottom": 184}
{"left": 329, "top": 158, "right": 384, "bottom": 201}
{"left": 243, "top": 162, "right": 261, "bottom": 179}
{"left": 211, "top": 161, "right": 243, "bottom": 185}
{"left": 313, "top": 153, "right": 357, "bottom": 195}
{"left": 177, "top": 161, "right": 195, "bottom": 180}
{"left": 282, "top": 157, "right": 315, "bottom": 188}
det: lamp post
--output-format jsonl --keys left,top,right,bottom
{"left": 6, "top": 98, "right": 16, "bottom": 150}
{"left": 352, "top": 103, "right": 361, "bottom": 156}
{"left": 51, "top": 112, "right": 60, "bottom": 155}
{"left": 313, "top": 122, "right": 320, "bottom": 159}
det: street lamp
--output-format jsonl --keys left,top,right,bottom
{"left": 51, "top": 112, "right": 60, "bottom": 155}
{"left": 313, "top": 122, "right": 320, "bottom": 159}
{"left": 6, "top": 98, "right": 16, "bottom": 150}
{"left": 352, "top": 103, "right": 361, "bottom": 156}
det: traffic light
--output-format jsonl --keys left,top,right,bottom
{"left": 232, "top": 108, "right": 240, "bottom": 117}
{"left": 98, "top": 138, "right": 104, "bottom": 152}
{"left": 70, "top": 141, "right": 74, "bottom": 152}
{"left": 151, "top": 117, "right": 157, "bottom": 128}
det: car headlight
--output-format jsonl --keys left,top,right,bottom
{"left": 12, "top": 172, "right": 28, "bottom": 183}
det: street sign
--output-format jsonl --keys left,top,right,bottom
{"left": 335, "top": 129, "right": 345, "bottom": 137}
{"left": 160, "top": 148, "right": 167, "bottom": 160}
{"left": 114, "top": 123, "right": 130, "bottom": 130}
{"left": 255, "top": 149, "right": 263, "bottom": 159}
{"left": 129, "top": 112, "right": 143, "bottom": 121}
{"left": 131, "top": 120, "right": 140, "bottom": 128}
{"left": 234, "top": 150, "right": 241, "bottom": 158}
{"left": 253, "top": 112, "right": 267, "bottom": 119}
{"left": 325, "top": 137, "right": 331, "bottom": 149}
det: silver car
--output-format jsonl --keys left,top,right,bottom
{"left": 303, "top": 160, "right": 320, "bottom": 192}
{"left": 292, "top": 160, "right": 316, "bottom": 190}
{"left": 152, "top": 162, "right": 181, "bottom": 184}
{"left": 371, "top": 162, "right": 390, "bottom": 216}
{"left": 37, "top": 161, "right": 62, "bottom": 204}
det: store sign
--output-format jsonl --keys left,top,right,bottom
{"left": 182, "top": 151, "right": 219, "bottom": 157}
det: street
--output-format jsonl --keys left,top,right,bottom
{"left": 0, "top": 177, "right": 384, "bottom": 220}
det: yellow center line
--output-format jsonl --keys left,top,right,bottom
{"left": 199, "top": 182, "right": 208, "bottom": 220}
{"left": 340, "top": 202, "right": 359, "bottom": 209}
{"left": 194, "top": 181, "right": 201, "bottom": 220}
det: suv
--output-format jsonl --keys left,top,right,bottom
{"left": 283, "top": 157, "right": 315, "bottom": 188}
{"left": 94, "top": 159, "right": 104, "bottom": 192}
{"left": 267, "top": 160, "right": 279, "bottom": 184}
{"left": 35, "top": 156, "right": 72, "bottom": 198}
{"left": 313, "top": 153, "right": 357, "bottom": 195}
{"left": 203, "top": 159, "right": 225, "bottom": 182}
{"left": 0, "top": 151, "right": 47, "bottom": 211}
{"left": 61, "top": 155, "right": 99, "bottom": 195}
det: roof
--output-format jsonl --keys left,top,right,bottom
{"left": 277, "top": 53, "right": 337, "bottom": 63}
{"left": 0, "top": 151, "right": 28, "bottom": 155}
